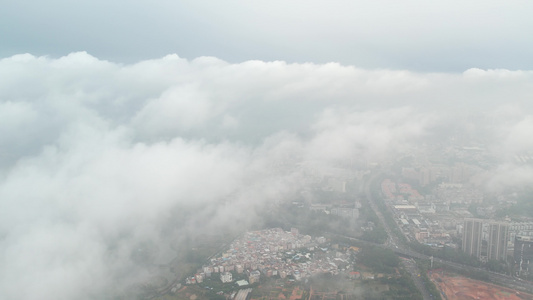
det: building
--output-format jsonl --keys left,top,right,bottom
{"left": 220, "top": 272, "right": 232, "bottom": 283}
{"left": 236, "top": 264, "right": 244, "bottom": 273}
{"left": 415, "top": 230, "right": 430, "bottom": 242}
{"left": 195, "top": 273, "right": 204, "bottom": 283}
{"left": 316, "top": 236, "right": 326, "bottom": 244}
{"left": 488, "top": 222, "right": 509, "bottom": 261}
{"left": 236, "top": 280, "right": 249, "bottom": 287}
{"left": 417, "top": 202, "right": 436, "bottom": 214}
{"left": 326, "top": 178, "right": 346, "bottom": 193}
{"left": 234, "top": 288, "right": 252, "bottom": 300}
{"left": 509, "top": 222, "right": 533, "bottom": 245}
{"left": 514, "top": 236, "right": 533, "bottom": 277}
{"left": 248, "top": 270, "right": 260, "bottom": 284}
{"left": 463, "top": 218, "right": 483, "bottom": 258}
{"left": 331, "top": 207, "right": 359, "bottom": 219}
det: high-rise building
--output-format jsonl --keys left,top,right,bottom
{"left": 488, "top": 222, "right": 509, "bottom": 261}
{"left": 463, "top": 218, "right": 483, "bottom": 258}
{"left": 514, "top": 236, "right": 533, "bottom": 276}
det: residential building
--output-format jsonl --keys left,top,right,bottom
{"left": 463, "top": 218, "right": 483, "bottom": 258}
{"left": 514, "top": 236, "right": 533, "bottom": 276}
{"left": 249, "top": 270, "right": 260, "bottom": 284}
{"left": 220, "top": 272, "right": 232, "bottom": 283}
{"left": 488, "top": 222, "right": 509, "bottom": 261}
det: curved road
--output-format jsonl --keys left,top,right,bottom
{"left": 363, "top": 172, "right": 434, "bottom": 300}
{"left": 362, "top": 171, "right": 533, "bottom": 295}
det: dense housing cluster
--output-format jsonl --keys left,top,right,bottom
{"left": 188, "top": 228, "right": 353, "bottom": 285}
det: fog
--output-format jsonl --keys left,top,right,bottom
{"left": 1, "top": 52, "right": 533, "bottom": 299}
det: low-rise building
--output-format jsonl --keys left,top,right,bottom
{"left": 249, "top": 270, "right": 260, "bottom": 283}
{"left": 220, "top": 271, "right": 232, "bottom": 283}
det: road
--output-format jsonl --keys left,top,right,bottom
{"left": 402, "top": 258, "right": 436, "bottom": 300}
{"left": 363, "top": 172, "right": 434, "bottom": 300}
{"left": 361, "top": 171, "right": 533, "bottom": 295}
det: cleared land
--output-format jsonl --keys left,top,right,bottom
{"left": 430, "top": 271, "right": 533, "bottom": 300}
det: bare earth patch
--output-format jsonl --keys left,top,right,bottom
{"left": 430, "top": 271, "right": 533, "bottom": 300}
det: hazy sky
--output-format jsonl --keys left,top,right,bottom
{"left": 2, "top": 0, "right": 533, "bottom": 71}
{"left": 1, "top": 2, "right": 533, "bottom": 300}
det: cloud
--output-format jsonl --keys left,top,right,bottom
{"left": 1, "top": 52, "right": 533, "bottom": 299}
{"left": 306, "top": 107, "right": 433, "bottom": 164}
{"left": 132, "top": 86, "right": 213, "bottom": 136}
{"left": 485, "top": 164, "right": 533, "bottom": 193}
{"left": 502, "top": 116, "right": 533, "bottom": 155}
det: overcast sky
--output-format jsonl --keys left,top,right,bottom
{"left": 2, "top": 0, "right": 533, "bottom": 71}
{"left": 1, "top": 2, "right": 533, "bottom": 300}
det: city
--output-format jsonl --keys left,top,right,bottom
{"left": 2, "top": 3, "right": 533, "bottom": 299}
{"left": 156, "top": 142, "right": 533, "bottom": 300}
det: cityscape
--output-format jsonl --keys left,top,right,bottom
{"left": 157, "top": 142, "right": 533, "bottom": 300}
{"left": 2, "top": 2, "right": 533, "bottom": 300}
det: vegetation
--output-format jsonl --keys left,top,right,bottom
{"left": 441, "top": 265, "right": 490, "bottom": 282}
{"left": 486, "top": 259, "right": 510, "bottom": 274}
{"left": 357, "top": 246, "right": 400, "bottom": 274}
{"left": 495, "top": 188, "right": 533, "bottom": 219}
{"left": 368, "top": 174, "right": 408, "bottom": 244}
{"left": 359, "top": 194, "right": 388, "bottom": 244}
{"left": 153, "top": 284, "right": 226, "bottom": 300}
{"left": 416, "top": 259, "right": 443, "bottom": 300}
{"left": 262, "top": 203, "right": 356, "bottom": 237}
{"left": 407, "top": 241, "right": 483, "bottom": 267}
{"left": 360, "top": 226, "right": 388, "bottom": 244}
{"left": 307, "top": 272, "right": 423, "bottom": 300}
{"left": 379, "top": 271, "right": 423, "bottom": 300}
{"left": 248, "top": 277, "right": 306, "bottom": 300}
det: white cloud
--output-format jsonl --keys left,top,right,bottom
{"left": 132, "top": 86, "right": 213, "bottom": 135}
{"left": 306, "top": 108, "right": 433, "bottom": 164}
{"left": 1, "top": 52, "right": 533, "bottom": 299}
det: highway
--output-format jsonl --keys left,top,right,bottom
{"left": 363, "top": 172, "right": 434, "bottom": 300}
{"left": 359, "top": 171, "right": 533, "bottom": 295}
{"left": 331, "top": 230, "right": 533, "bottom": 295}
{"left": 402, "top": 258, "right": 436, "bottom": 300}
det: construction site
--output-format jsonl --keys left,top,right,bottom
{"left": 430, "top": 271, "right": 533, "bottom": 300}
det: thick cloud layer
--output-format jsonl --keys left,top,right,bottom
{"left": 1, "top": 52, "right": 533, "bottom": 299}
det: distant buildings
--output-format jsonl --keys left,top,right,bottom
{"left": 330, "top": 207, "right": 359, "bottom": 219}
{"left": 316, "top": 236, "right": 326, "bottom": 244}
{"left": 326, "top": 178, "right": 346, "bottom": 193}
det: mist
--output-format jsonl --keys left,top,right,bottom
{"left": 1, "top": 52, "right": 533, "bottom": 299}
